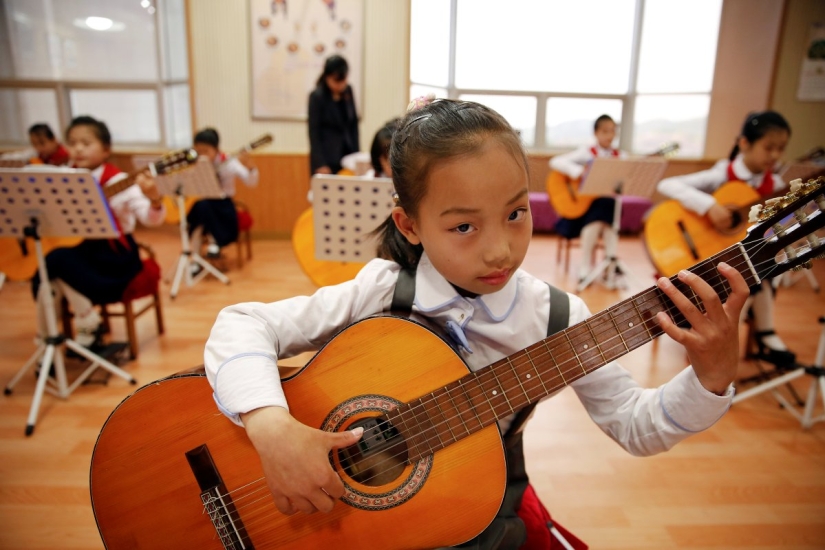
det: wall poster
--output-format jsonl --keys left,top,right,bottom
{"left": 249, "top": 0, "right": 364, "bottom": 119}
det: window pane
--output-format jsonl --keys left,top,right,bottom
{"left": 545, "top": 97, "right": 624, "bottom": 149}
{"left": 410, "top": 0, "right": 450, "bottom": 87}
{"left": 164, "top": 84, "right": 192, "bottom": 148}
{"left": 637, "top": 0, "right": 722, "bottom": 93}
{"left": 160, "top": 0, "right": 188, "bottom": 80}
{"left": 633, "top": 94, "right": 710, "bottom": 157}
{"left": 459, "top": 94, "right": 537, "bottom": 147}
{"left": 70, "top": 89, "right": 160, "bottom": 144}
{"left": 454, "top": 0, "right": 635, "bottom": 93}
{"left": 3, "top": 0, "right": 158, "bottom": 81}
{"left": 0, "top": 88, "right": 60, "bottom": 144}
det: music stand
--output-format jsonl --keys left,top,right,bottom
{"left": 310, "top": 175, "right": 394, "bottom": 263}
{"left": 154, "top": 158, "right": 228, "bottom": 299}
{"left": 733, "top": 313, "right": 825, "bottom": 430}
{"left": 575, "top": 157, "right": 667, "bottom": 292}
{"left": 0, "top": 168, "right": 137, "bottom": 436}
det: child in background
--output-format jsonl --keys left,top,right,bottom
{"left": 28, "top": 123, "right": 70, "bottom": 166}
{"left": 657, "top": 110, "right": 795, "bottom": 367}
{"left": 367, "top": 117, "right": 400, "bottom": 178}
{"left": 32, "top": 116, "right": 165, "bottom": 347}
{"left": 204, "top": 99, "right": 749, "bottom": 548}
{"left": 549, "top": 114, "right": 625, "bottom": 282}
{"left": 188, "top": 127, "right": 259, "bottom": 259}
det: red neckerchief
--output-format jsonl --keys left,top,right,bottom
{"left": 727, "top": 160, "right": 773, "bottom": 197}
{"left": 98, "top": 163, "right": 132, "bottom": 252}
{"left": 590, "top": 146, "right": 620, "bottom": 158}
{"left": 43, "top": 144, "right": 70, "bottom": 166}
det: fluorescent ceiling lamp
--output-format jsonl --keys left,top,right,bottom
{"left": 73, "top": 16, "right": 125, "bottom": 32}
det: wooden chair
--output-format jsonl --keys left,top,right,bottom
{"left": 62, "top": 242, "right": 164, "bottom": 359}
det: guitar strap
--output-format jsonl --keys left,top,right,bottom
{"left": 391, "top": 268, "right": 571, "bottom": 550}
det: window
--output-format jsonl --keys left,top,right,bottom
{"left": 0, "top": 0, "right": 191, "bottom": 148}
{"left": 409, "top": 0, "right": 723, "bottom": 156}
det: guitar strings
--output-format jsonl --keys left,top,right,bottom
{"left": 209, "top": 208, "right": 821, "bottom": 539}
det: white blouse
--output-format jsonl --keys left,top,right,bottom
{"left": 549, "top": 144, "right": 626, "bottom": 180}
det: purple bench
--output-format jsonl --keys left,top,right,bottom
{"left": 529, "top": 191, "right": 652, "bottom": 234}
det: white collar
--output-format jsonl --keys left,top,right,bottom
{"left": 731, "top": 155, "right": 755, "bottom": 180}
{"left": 413, "top": 252, "right": 519, "bottom": 322}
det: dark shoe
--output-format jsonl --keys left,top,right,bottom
{"left": 753, "top": 330, "right": 796, "bottom": 368}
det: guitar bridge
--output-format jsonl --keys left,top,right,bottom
{"left": 186, "top": 444, "right": 255, "bottom": 550}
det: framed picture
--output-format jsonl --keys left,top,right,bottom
{"left": 249, "top": 0, "right": 364, "bottom": 120}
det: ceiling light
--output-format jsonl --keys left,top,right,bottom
{"left": 73, "top": 17, "right": 125, "bottom": 32}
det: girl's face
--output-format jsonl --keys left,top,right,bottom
{"left": 393, "top": 139, "right": 532, "bottom": 296}
{"left": 739, "top": 129, "right": 789, "bottom": 175}
{"left": 194, "top": 143, "right": 219, "bottom": 163}
{"left": 595, "top": 120, "right": 616, "bottom": 150}
{"left": 67, "top": 125, "right": 109, "bottom": 170}
{"left": 325, "top": 73, "right": 348, "bottom": 96}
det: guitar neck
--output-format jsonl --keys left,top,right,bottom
{"left": 388, "top": 244, "right": 760, "bottom": 462}
{"left": 101, "top": 169, "right": 144, "bottom": 199}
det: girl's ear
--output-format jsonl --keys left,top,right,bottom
{"left": 737, "top": 135, "right": 751, "bottom": 154}
{"left": 391, "top": 206, "right": 421, "bottom": 245}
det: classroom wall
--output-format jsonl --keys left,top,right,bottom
{"left": 770, "top": 0, "right": 825, "bottom": 161}
{"left": 183, "top": 0, "right": 817, "bottom": 238}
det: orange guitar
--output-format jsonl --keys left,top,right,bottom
{"left": 547, "top": 143, "right": 679, "bottom": 220}
{"left": 0, "top": 149, "right": 198, "bottom": 281}
{"left": 163, "top": 134, "right": 273, "bottom": 224}
{"left": 89, "top": 178, "right": 825, "bottom": 549}
{"left": 643, "top": 181, "right": 761, "bottom": 277}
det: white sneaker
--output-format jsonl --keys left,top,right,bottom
{"left": 75, "top": 309, "right": 102, "bottom": 347}
{"left": 206, "top": 243, "right": 221, "bottom": 258}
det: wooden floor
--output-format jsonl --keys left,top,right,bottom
{"left": 1, "top": 226, "right": 824, "bottom": 550}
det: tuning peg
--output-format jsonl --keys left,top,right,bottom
{"left": 791, "top": 260, "right": 813, "bottom": 272}
{"left": 748, "top": 204, "right": 764, "bottom": 223}
{"left": 790, "top": 178, "right": 803, "bottom": 193}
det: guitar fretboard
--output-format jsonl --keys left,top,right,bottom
{"left": 387, "top": 245, "right": 758, "bottom": 462}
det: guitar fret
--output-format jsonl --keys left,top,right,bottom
{"left": 562, "top": 331, "right": 585, "bottom": 376}
{"left": 488, "top": 365, "right": 515, "bottom": 416}
{"left": 506, "top": 356, "right": 531, "bottom": 409}
{"left": 422, "top": 391, "right": 447, "bottom": 450}
{"left": 458, "top": 378, "right": 486, "bottom": 430}
{"left": 477, "top": 371, "right": 507, "bottom": 420}
{"left": 523, "top": 347, "right": 549, "bottom": 397}
{"left": 443, "top": 384, "right": 470, "bottom": 437}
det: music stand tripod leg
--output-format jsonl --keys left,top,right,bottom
{"left": 169, "top": 194, "right": 229, "bottom": 299}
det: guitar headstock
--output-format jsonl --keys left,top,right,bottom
{"left": 653, "top": 142, "right": 680, "bottom": 158}
{"left": 247, "top": 134, "right": 274, "bottom": 151}
{"left": 743, "top": 176, "right": 825, "bottom": 281}
{"left": 151, "top": 149, "right": 199, "bottom": 176}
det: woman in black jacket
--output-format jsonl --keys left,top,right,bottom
{"left": 308, "top": 55, "right": 360, "bottom": 175}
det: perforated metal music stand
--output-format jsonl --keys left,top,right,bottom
{"left": 154, "top": 158, "right": 229, "bottom": 298}
{"left": 0, "top": 168, "right": 137, "bottom": 436}
{"left": 310, "top": 175, "right": 394, "bottom": 263}
{"left": 575, "top": 157, "right": 667, "bottom": 292}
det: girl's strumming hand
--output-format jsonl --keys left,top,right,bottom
{"left": 655, "top": 262, "right": 749, "bottom": 395}
{"left": 242, "top": 406, "right": 363, "bottom": 515}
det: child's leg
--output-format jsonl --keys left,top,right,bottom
{"left": 751, "top": 280, "right": 795, "bottom": 366}
{"left": 58, "top": 280, "right": 101, "bottom": 347}
{"left": 578, "top": 222, "right": 601, "bottom": 280}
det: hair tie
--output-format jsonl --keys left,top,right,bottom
{"left": 392, "top": 192, "right": 401, "bottom": 206}
{"left": 407, "top": 93, "right": 436, "bottom": 113}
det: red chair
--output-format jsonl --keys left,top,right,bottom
{"left": 61, "top": 243, "right": 164, "bottom": 360}
{"left": 234, "top": 199, "right": 253, "bottom": 268}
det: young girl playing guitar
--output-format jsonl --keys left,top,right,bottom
{"left": 657, "top": 111, "right": 795, "bottom": 367}
{"left": 32, "top": 115, "right": 165, "bottom": 348}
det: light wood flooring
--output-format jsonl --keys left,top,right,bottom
{"left": 1, "top": 226, "right": 824, "bottom": 550}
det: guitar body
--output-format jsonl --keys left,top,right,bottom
{"left": 644, "top": 181, "right": 760, "bottom": 276}
{"left": 90, "top": 316, "right": 506, "bottom": 549}
{"left": 163, "top": 194, "right": 198, "bottom": 224}
{"left": 0, "top": 236, "right": 82, "bottom": 281}
{"left": 546, "top": 170, "right": 596, "bottom": 220}
{"left": 291, "top": 207, "right": 366, "bottom": 286}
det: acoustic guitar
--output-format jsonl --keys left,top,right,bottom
{"left": 89, "top": 177, "right": 824, "bottom": 549}
{"left": 547, "top": 142, "right": 679, "bottom": 220}
{"left": 163, "top": 134, "right": 274, "bottom": 224}
{"left": 643, "top": 181, "right": 763, "bottom": 277}
{"left": 0, "top": 149, "right": 198, "bottom": 282}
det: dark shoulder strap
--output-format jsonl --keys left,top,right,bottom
{"left": 503, "top": 284, "right": 569, "bottom": 447}
{"left": 390, "top": 267, "right": 416, "bottom": 313}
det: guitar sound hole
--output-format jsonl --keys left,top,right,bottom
{"left": 337, "top": 415, "right": 408, "bottom": 487}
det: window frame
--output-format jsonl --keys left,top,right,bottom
{"left": 411, "top": 0, "right": 717, "bottom": 156}
{"left": 0, "top": 0, "right": 191, "bottom": 149}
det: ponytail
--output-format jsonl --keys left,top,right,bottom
{"left": 372, "top": 215, "right": 423, "bottom": 271}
